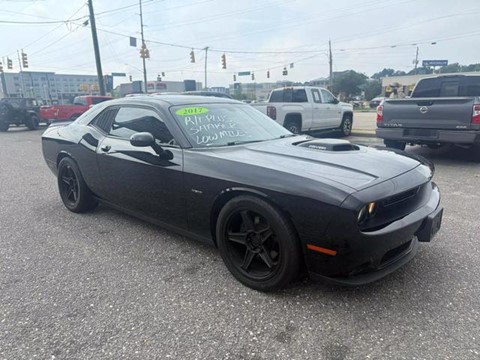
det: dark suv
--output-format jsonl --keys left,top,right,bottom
{"left": 0, "top": 97, "right": 41, "bottom": 132}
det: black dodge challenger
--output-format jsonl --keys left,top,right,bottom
{"left": 42, "top": 96, "right": 443, "bottom": 291}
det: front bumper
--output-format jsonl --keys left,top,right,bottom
{"left": 376, "top": 127, "right": 480, "bottom": 145}
{"left": 307, "top": 183, "right": 442, "bottom": 286}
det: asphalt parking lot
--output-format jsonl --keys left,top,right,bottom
{"left": 1, "top": 126, "right": 479, "bottom": 360}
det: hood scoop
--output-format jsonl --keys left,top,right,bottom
{"left": 296, "top": 139, "right": 360, "bottom": 152}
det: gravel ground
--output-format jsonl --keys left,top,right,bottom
{"left": 0, "top": 127, "right": 479, "bottom": 359}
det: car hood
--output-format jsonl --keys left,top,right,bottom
{"left": 205, "top": 136, "right": 423, "bottom": 193}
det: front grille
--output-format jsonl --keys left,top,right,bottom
{"left": 383, "top": 186, "right": 420, "bottom": 207}
{"left": 380, "top": 240, "right": 412, "bottom": 266}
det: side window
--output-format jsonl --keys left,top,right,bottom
{"left": 269, "top": 90, "right": 284, "bottom": 102}
{"left": 91, "top": 108, "right": 117, "bottom": 133}
{"left": 91, "top": 97, "right": 111, "bottom": 105}
{"left": 311, "top": 89, "right": 322, "bottom": 103}
{"left": 292, "top": 89, "right": 308, "bottom": 102}
{"left": 109, "top": 107, "right": 175, "bottom": 144}
{"left": 320, "top": 89, "right": 335, "bottom": 104}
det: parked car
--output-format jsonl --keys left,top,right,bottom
{"left": 376, "top": 74, "right": 480, "bottom": 150}
{"left": 40, "top": 95, "right": 113, "bottom": 123}
{"left": 42, "top": 95, "right": 443, "bottom": 291}
{"left": 0, "top": 97, "right": 41, "bottom": 132}
{"left": 252, "top": 86, "right": 354, "bottom": 136}
{"left": 182, "top": 91, "right": 233, "bottom": 99}
{"left": 369, "top": 96, "right": 384, "bottom": 108}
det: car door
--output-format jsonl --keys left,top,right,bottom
{"left": 320, "top": 89, "right": 342, "bottom": 128}
{"left": 96, "top": 105, "right": 186, "bottom": 229}
{"left": 310, "top": 88, "right": 333, "bottom": 130}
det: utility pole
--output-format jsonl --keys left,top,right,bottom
{"left": 414, "top": 46, "right": 419, "bottom": 75}
{"left": 204, "top": 46, "right": 209, "bottom": 90}
{"left": 139, "top": 0, "right": 148, "bottom": 93}
{"left": 88, "top": 0, "right": 106, "bottom": 95}
{"left": 329, "top": 40, "right": 333, "bottom": 90}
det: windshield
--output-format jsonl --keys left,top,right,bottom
{"left": 171, "top": 103, "right": 291, "bottom": 147}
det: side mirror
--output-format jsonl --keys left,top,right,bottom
{"left": 130, "top": 132, "right": 155, "bottom": 147}
{"left": 332, "top": 98, "right": 339, "bottom": 104}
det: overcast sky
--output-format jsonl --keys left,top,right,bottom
{"left": 1, "top": 0, "right": 480, "bottom": 87}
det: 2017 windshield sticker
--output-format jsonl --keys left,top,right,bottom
{"left": 176, "top": 107, "right": 209, "bottom": 116}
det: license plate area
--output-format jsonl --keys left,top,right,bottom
{"left": 404, "top": 129, "right": 439, "bottom": 138}
{"left": 416, "top": 207, "right": 443, "bottom": 242}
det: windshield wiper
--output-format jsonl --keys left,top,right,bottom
{"left": 226, "top": 140, "right": 264, "bottom": 146}
{"left": 279, "top": 134, "right": 297, "bottom": 138}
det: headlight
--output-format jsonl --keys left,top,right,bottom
{"left": 358, "top": 202, "right": 377, "bottom": 224}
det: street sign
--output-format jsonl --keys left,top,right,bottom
{"left": 422, "top": 60, "right": 448, "bottom": 67}
{"left": 111, "top": 72, "right": 126, "bottom": 77}
{"left": 238, "top": 71, "right": 251, "bottom": 76}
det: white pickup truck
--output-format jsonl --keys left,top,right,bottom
{"left": 252, "top": 86, "right": 354, "bottom": 136}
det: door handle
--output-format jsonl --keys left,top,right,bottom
{"left": 100, "top": 145, "right": 111, "bottom": 152}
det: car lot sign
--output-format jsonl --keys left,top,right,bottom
{"left": 422, "top": 60, "right": 448, "bottom": 67}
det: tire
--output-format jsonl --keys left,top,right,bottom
{"left": 339, "top": 115, "right": 353, "bottom": 137}
{"left": 384, "top": 140, "right": 406, "bottom": 151}
{"left": 284, "top": 119, "right": 301, "bottom": 134}
{"left": 25, "top": 114, "right": 40, "bottom": 130}
{"left": 0, "top": 122, "right": 9, "bottom": 132}
{"left": 57, "top": 157, "right": 98, "bottom": 213}
{"left": 216, "top": 195, "right": 301, "bottom": 291}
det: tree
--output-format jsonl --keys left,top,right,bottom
{"left": 364, "top": 80, "right": 382, "bottom": 100}
{"left": 331, "top": 70, "right": 368, "bottom": 99}
{"left": 372, "top": 68, "right": 395, "bottom": 79}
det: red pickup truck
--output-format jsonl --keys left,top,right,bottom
{"left": 40, "top": 95, "right": 113, "bottom": 123}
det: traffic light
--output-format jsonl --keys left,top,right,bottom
{"left": 190, "top": 49, "right": 195, "bottom": 63}
{"left": 129, "top": 75, "right": 133, "bottom": 82}
{"left": 7, "top": 58, "right": 13, "bottom": 69}
{"left": 282, "top": 67, "right": 288, "bottom": 76}
{"left": 233, "top": 74, "right": 236, "bottom": 81}
{"left": 251, "top": 72, "right": 255, "bottom": 81}
{"left": 221, "top": 53, "right": 226, "bottom": 69}
{"left": 21, "top": 51, "right": 28, "bottom": 68}
{"left": 140, "top": 43, "right": 150, "bottom": 59}
{"left": 267, "top": 70, "right": 270, "bottom": 79}
{"left": 157, "top": 74, "right": 162, "bottom": 81}
{"left": 161, "top": 72, "right": 165, "bottom": 77}
{"left": 0, "top": 62, "right": 3, "bottom": 73}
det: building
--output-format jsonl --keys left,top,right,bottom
{"left": 0, "top": 71, "right": 101, "bottom": 104}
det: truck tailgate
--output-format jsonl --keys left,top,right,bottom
{"left": 382, "top": 97, "right": 475, "bottom": 129}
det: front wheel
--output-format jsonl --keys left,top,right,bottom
{"left": 384, "top": 140, "right": 406, "bottom": 150}
{"left": 216, "top": 196, "right": 301, "bottom": 291}
{"left": 57, "top": 157, "right": 98, "bottom": 213}
{"left": 339, "top": 115, "right": 352, "bottom": 137}
{"left": 25, "top": 115, "right": 39, "bottom": 130}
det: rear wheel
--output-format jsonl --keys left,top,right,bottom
{"left": 57, "top": 157, "right": 97, "bottom": 213}
{"left": 216, "top": 196, "right": 301, "bottom": 291}
{"left": 384, "top": 139, "right": 406, "bottom": 151}
{"left": 284, "top": 119, "right": 301, "bottom": 134}
{"left": 25, "top": 114, "right": 39, "bottom": 130}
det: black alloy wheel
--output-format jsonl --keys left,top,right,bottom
{"left": 217, "top": 196, "right": 301, "bottom": 291}
{"left": 57, "top": 157, "right": 97, "bottom": 213}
